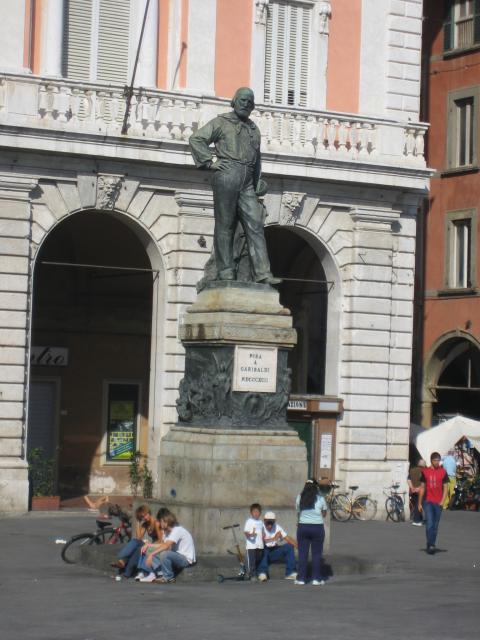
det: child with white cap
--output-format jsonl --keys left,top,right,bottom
{"left": 257, "top": 511, "right": 297, "bottom": 581}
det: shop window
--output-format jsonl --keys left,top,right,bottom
{"left": 445, "top": 209, "right": 477, "bottom": 289}
{"left": 446, "top": 88, "right": 479, "bottom": 169}
{"left": 264, "top": 1, "right": 311, "bottom": 107}
{"left": 105, "top": 383, "right": 139, "bottom": 462}
{"left": 62, "top": 0, "right": 131, "bottom": 83}
{"left": 444, "top": 0, "right": 480, "bottom": 52}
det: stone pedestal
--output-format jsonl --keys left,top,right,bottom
{"left": 158, "top": 426, "right": 309, "bottom": 554}
{"left": 176, "top": 281, "right": 297, "bottom": 429}
{"left": 158, "top": 281, "right": 314, "bottom": 554}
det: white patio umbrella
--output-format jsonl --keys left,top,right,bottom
{"left": 415, "top": 415, "right": 480, "bottom": 461}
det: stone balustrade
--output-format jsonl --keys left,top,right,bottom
{"left": 0, "top": 73, "right": 427, "bottom": 168}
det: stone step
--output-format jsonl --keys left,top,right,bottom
{"left": 76, "top": 543, "right": 388, "bottom": 582}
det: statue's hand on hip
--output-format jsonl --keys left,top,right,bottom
{"left": 211, "top": 159, "right": 230, "bottom": 172}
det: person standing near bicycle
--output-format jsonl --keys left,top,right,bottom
{"left": 295, "top": 480, "right": 328, "bottom": 585}
{"left": 418, "top": 452, "right": 448, "bottom": 555}
{"left": 407, "top": 459, "right": 426, "bottom": 526}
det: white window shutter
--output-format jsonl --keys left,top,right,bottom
{"left": 97, "top": 0, "right": 131, "bottom": 85}
{"left": 62, "top": 0, "right": 93, "bottom": 81}
{"left": 264, "top": 1, "right": 311, "bottom": 107}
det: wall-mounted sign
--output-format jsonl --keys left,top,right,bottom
{"left": 31, "top": 346, "right": 68, "bottom": 366}
{"left": 319, "top": 432, "right": 333, "bottom": 469}
{"left": 232, "top": 345, "right": 278, "bottom": 393}
{"left": 288, "top": 399, "right": 308, "bottom": 411}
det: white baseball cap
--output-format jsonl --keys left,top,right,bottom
{"left": 264, "top": 511, "right": 276, "bottom": 520}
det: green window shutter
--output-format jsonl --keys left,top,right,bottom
{"left": 444, "top": 0, "right": 453, "bottom": 51}
{"left": 62, "top": 0, "right": 93, "bottom": 81}
{"left": 97, "top": 0, "right": 131, "bottom": 84}
{"left": 474, "top": 0, "right": 480, "bottom": 44}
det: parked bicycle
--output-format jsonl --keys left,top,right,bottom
{"left": 325, "top": 482, "right": 377, "bottom": 521}
{"left": 384, "top": 483, "right": 406, "bottom": 522}
{"left": 61, "top": 504, "right": 132, "bottom": 564}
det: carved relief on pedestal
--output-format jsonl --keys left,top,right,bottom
{"left": 280, "top": 192, "right": 306, "bottom": 225}
{"left": 96, "top": 175, "right": 124, "bottom": 210}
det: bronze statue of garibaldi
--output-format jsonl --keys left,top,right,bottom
{"left": 189, "top": 87, "right": 281, "bottom": 286}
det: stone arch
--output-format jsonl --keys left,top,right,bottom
{"left": 26, "top": 176, "right": 179, "bottom": 486}
{"left": 422, "top": 330, "right": 480, "bottom": 425}
{"left": 265, "top": 203, "right": 344, "bottom": 396}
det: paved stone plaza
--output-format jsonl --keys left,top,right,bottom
{"left": 0, "top": 510, "right": 477, "bottom": 640}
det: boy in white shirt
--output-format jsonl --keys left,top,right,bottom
{"left": 243, "top": 502, "right": 264, "bottom": 580}
{"left": 257, "top": 511, "right": 297, "bottom": 581}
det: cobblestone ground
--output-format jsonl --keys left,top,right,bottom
{"left": 0, "top": 510, "right": 478, "bottom": 640}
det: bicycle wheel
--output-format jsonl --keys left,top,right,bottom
{"left": 61, "top": 533, "right": 95, "bottom": 564}
{"left": 352, "top": 496, "right": 377, "bottom": 521}
{"left": 385, "top": 496, "right": 403, "bottom": 522}
{"left": 330, "top": 494, "right": 352, "bottom": 521}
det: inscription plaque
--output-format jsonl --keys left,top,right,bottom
{"left": 232, "top": 345, "right": 278, "bottom": 393}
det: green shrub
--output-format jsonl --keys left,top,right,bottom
{"left": 27, "top": 448, "right": 55, "bottom": 496}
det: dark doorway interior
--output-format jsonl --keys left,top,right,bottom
{"left": 29, "top": 211, "right": 153, "bottom": 496}
{"left": 265, "top": 226, "right": 328, "bottom": 394}
{"left": 434, "top": 340, "right": 480, "bottom": 423}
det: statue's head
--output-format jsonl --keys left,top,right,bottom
{"left": 231, "top": 87, "right": 255, "bottom": 121}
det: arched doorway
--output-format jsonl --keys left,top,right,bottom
{"left": 265, "top": 226, "right": 330, "bottom": 393}
{"left": 27, "top": 210, "right": 159, "bottom": 499}
{"left": 423, "top": 333, "right": 480, "bottom": 425}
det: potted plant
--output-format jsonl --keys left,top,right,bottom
{"left": 28, "top": 447, "right": 60, "bottom": 510}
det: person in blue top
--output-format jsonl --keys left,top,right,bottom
{"left": 441, "top": 449, "right": 457, "bottom": 509}
{"left": 295, "top": 479, "right": 328, "bottom": 586}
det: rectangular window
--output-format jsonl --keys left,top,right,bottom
{"left": 444, "top": 0, "right": 480, "bottom": 51}
{"left": 445, "top": 210, "right": 477, "bottom": 290}
{"left": 264, "top": 1, "right": 311, "bottom": 107}
{"left": 450, "top": 219, "right": 471, "bottom": 287}
{"left": 456, "top": 0, "right": 474, "bottom": 48}
{"left": 62, "top": 0, "right": 131, "bottom": 83}
{"left": 447, "top": 88, "right": 479, "bottom": 169}
{"left": 456, "top": 97, "right": 474, "bottom": 166}
{"left": 106, "top": 383, "right": 139, "bottom": 462}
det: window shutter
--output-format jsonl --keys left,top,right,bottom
{"left": 264, "top": 1, "right": 311, "bottom": 107}
{"left": 97, "top": 0, "right": 131, "bottom": 84}
{"left": 474, "top": 0, "right": 480, "bottom": 44}
{"left": 62, "top": 0, "right": 93, "bottom": 81}
{"left": 443, "top": 0, "right": 453, "bottom": 51}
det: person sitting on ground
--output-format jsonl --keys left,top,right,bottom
{"left": 136, "top": 511, "right": 196, "bottom": 583}
{"left": 243, "top": 502, "right": 264, "bottom": 581}
{"left": 257, "top": 511, "right": 298, "bottom": 582}
{"left": 408, "top": 459, "right": 426, "bottom": 525}
{"left": 295, "top": 479, "right": 328, "bottom": 586}
{"left": 112, "top": 505, "right": 164, "bottom": 579}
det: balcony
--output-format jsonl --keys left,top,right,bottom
{"left": 0, "top": 73, "right": 427, "bottom": 172}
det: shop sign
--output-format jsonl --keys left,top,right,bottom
{"left": 31, "top": 346, "right": 69, "bottom": 366}
{"left": 288, "top": 399, "right": 308, "bottom": 410}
